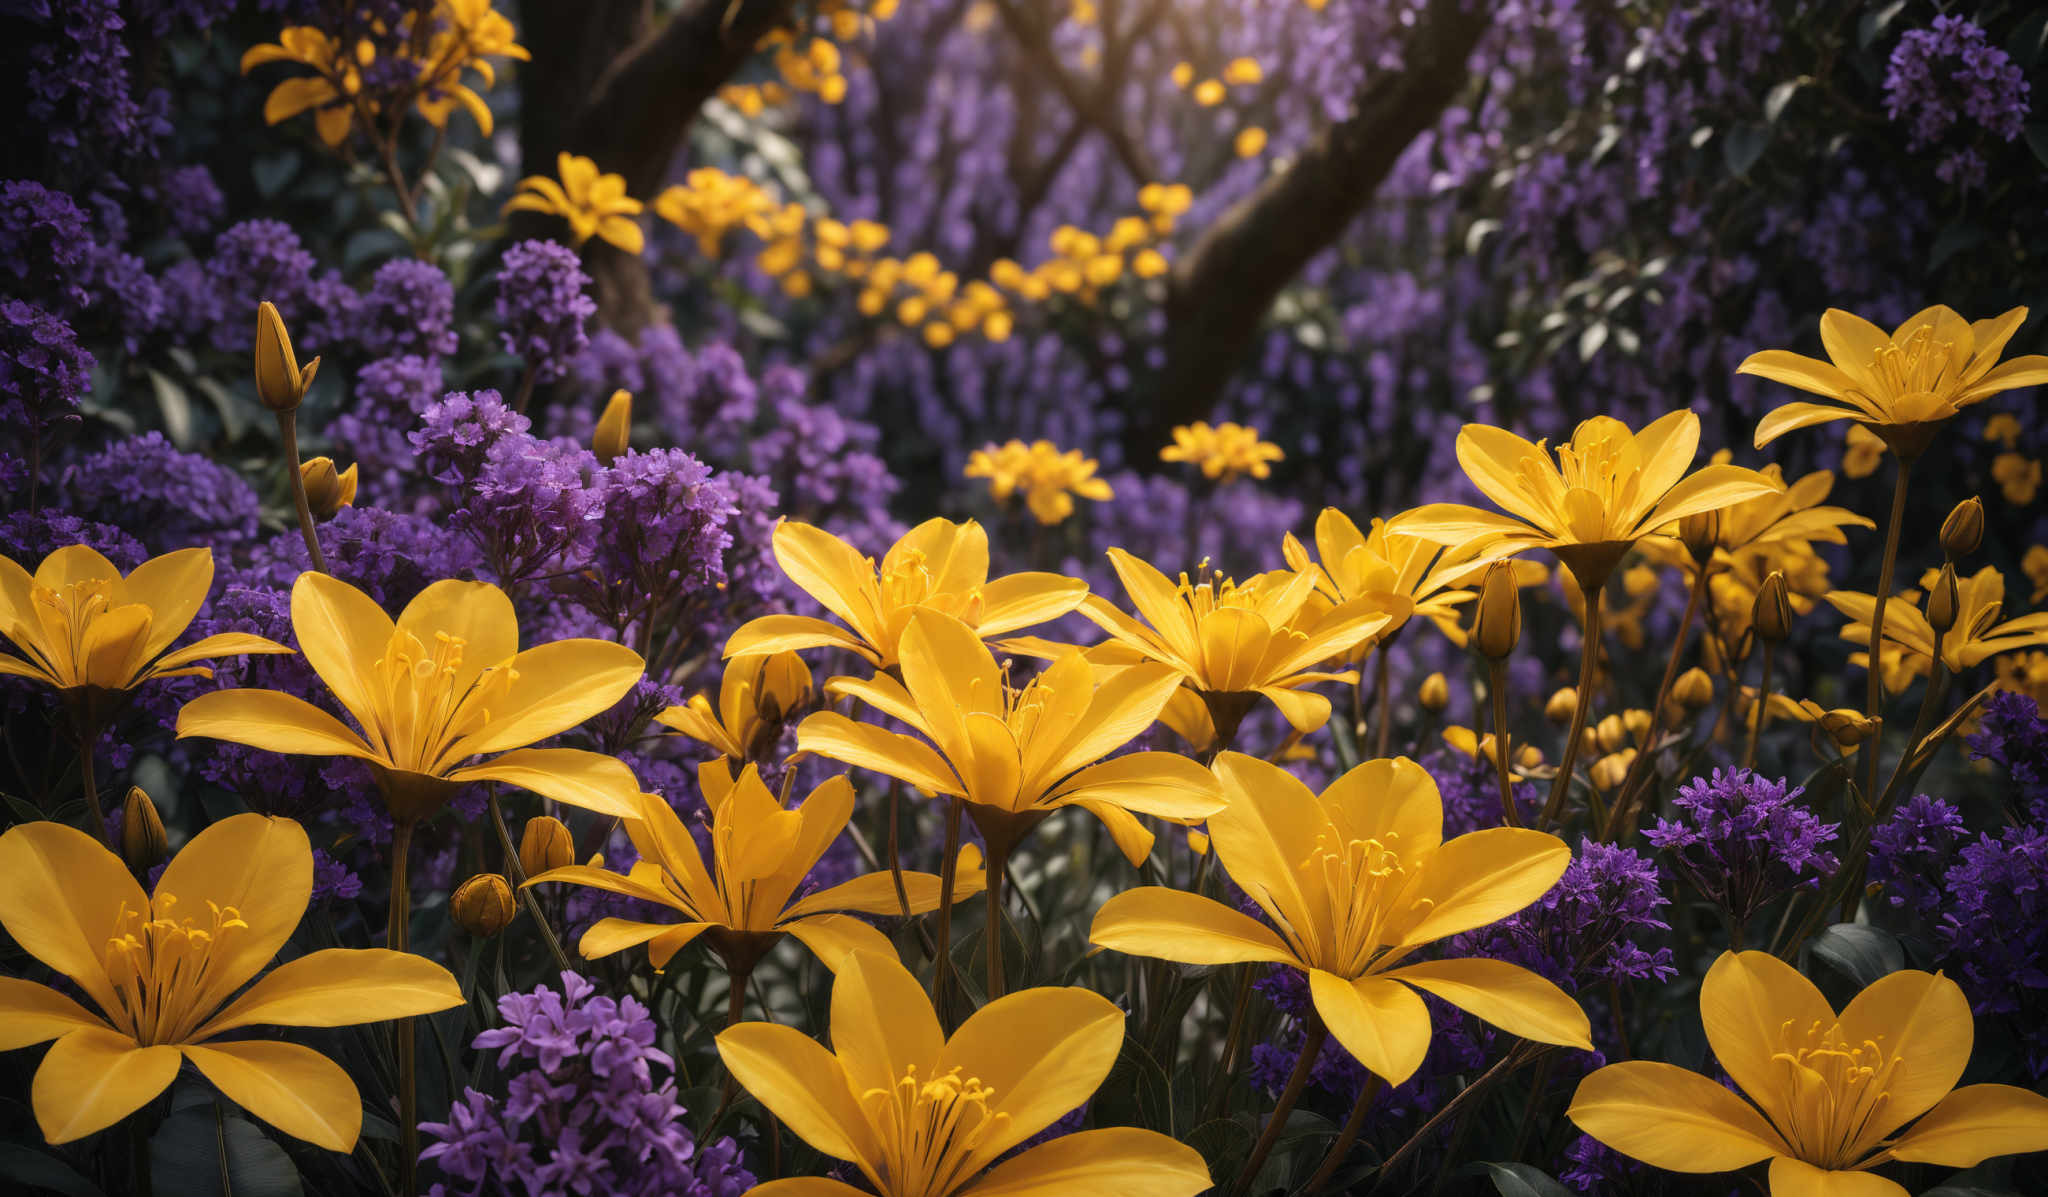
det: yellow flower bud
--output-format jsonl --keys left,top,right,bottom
{"left": 1926, "top": 562, "right": 1960, "bottom": 635}
{"left": 1545, "top": 687, "right": 1579, "bottom": 724}
{"left": 300, "top": 456, "right": 357, "bottom": 520}
{"left": 1473, "top": 560, "right": 1521, "bottom": 661}
{"left": 254, "top": 300, "right": 319, "bottom": 413}
{"left": 1594, "top": 713, "right": 1628, "bottom": 753}
{"left": 121, "top": 786, "right": 167, "bottom": 873}
{"left": 1671, "top": 667, "right": 1714, "bottom": 710}
{"left": 1590, "top": 749, "right": 1636, "bottom": 792}
{"left": 1515, "top": 744, "right": 1544, "bottom": 770}
{"left": 1418, "top": 672, "right": 1449, "bottom": 713}
{"left": 520, "top": 816, "right": 574, "bottom": 879}
{"left": 1623, "top": 708, "right": 1653, "bottom": 742}
{"left": 1677, "top": 510, "right": 1720, "bottom": 564}
{"left": 1752, "top": 570, "right": 1793, "bottom": 643}
{"left": 1941, "top": 497, "right": 1984, "bottom": 560}
{"left": 594, "top": 389, "right": 632, "bottom": 464}
{"left": 1817, "top": 708, "right": 1878, "bottom": 748}
{"left": 452, "top": 873, "right": 516, "bottom": 937}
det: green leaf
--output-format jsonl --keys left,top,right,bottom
{"left": 151, "top": 1109, "right": 304, "bottom": 1197}
{"left": 146, "top": 369, "right": 195, "bottom": 450}
{"left": 2006, "top": 10, "right": 2048, "bottom": 68}
{"left": 2023, "top": 124, "right": 2048, "bottom": 170}
{"left": 252, "top": 152, "right": 301, "bottom": 199}
{"left": 1467, "top": 1161, "right": 1575, "bottom": 1197}
{"left": 0, "top": 1144, "right": 106, "bottom": 1197}
{"left": 1858, "top": 0, "right": 1908, "bottom": 50}
{"left": 1763, "top": 79, "right": 1805, "bottom": 124}
{"left": 1928, "top": 222, "right": 1988, "bottom": 271}
{"left": 1722, "top": 122, "right": 1771, "bottom": 177}
{"left": 1808, "top": 924, "right": 1903, "bottom": 988}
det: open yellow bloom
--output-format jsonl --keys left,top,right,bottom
{"left": 963, "top": 438, "right": 1114, "bottom": 525}
{"left": 1159, "top": 420, "right": 1284, "bottom": 483}
{"left": 655, "top": 650, "right": 811, "bottom": 762}
{"left": 530, "top": 762, "right": 979, "bottom": 974}
{"left": 1393, "top": 411, "right": 1783, "bottom": 591}
{"left": 653, "top": 167, "right": 776, "bottom": 257}
{"left": 1079, "top": 548, "right": 1392, "bottom": 736}
{"left": 504, "top": 153, "right": 645, "bottom": 254}
{"left": 177, "top": 573, "right": 645, "bottom": 821}
{"left": 407, "top": 0, "right": 528, "bottom": 134}
{"left": 1740, "top": 305, "right": 2048, "bottom": 459}
{"left": 1091, "top": 754, "right": 1592, "bottom": 1084}
{"left": 0, "top": 545, "right": 288, "bottom": 704}
{"left": 241, "top": 27, "right": 367, "bottom": 146}
{"left": 717, "top": 950, "right": 1212, "bottom": 1197}
{"left": 0, "top": 815, "right": 460, "bottom": 1148}
{"left": 724, "top": 518, "right": 1087, "bottom": 669}
{"left": 1570, "top": 951, "right": 2048, "bottom": 1196}
{"left": 1827, "top": 565, "right": 2048, "bottom": 688}
{"left": 1282, "top": 507, "right": 1491, "bottom": 648}
{"left": 800, "top": 610, "right": 1222, "bottom": 865}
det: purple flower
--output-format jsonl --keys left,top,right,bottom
{"left": 0, "top": 508, "right": 145, "bottom": 572}
{"left": 457, "top": 434, "right": 605, "bottom": 588}
{"left": 1969, "top": 689, "right": 2048, "bottom": 820}
{"left": 1452, "top": 838, "right": 1675, "bottom": 993}
{"left": 0, "top": 180, "right": 94, "bottom": 310}
{"left": 495, "top": 239, "right": 595, "bottom": 383}
{"left": 1884, "top": 16, "right": 2031, "bottom": 155}
{"left": 1933, "top": 825, "right": 2048, "bottom": 1076}
{"left": 62, "top": 431, "right": 261, "bottom": 555}
{"left": 412, "top": 390, "right": 533, "bottom": 484}
{"left": 1869, "top": 794, "right": 1966, "bottom": 915}
{"left": 1424, "top": 747, "right": 1541, "bottom": 837}
{"left": 0, "top": 300, "right": 92, "bottom": 468}
{"left": 328, "top": 355, "right": 445, "bottom": 504}
{"left": 578, "top": 448, "right": 739, "bottom": 629}
{"left": 361, "top": 257, "right": 459, "bottom": 359}
{"left": 157, "top": 165, "right": 225, "bottom": 239}
{"left": 205, "top": 219, "right": 317, "bottom": 352}
{"left": 1645, "top": 768, "right": 1838, "bottom": 932}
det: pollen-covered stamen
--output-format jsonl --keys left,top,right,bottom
{"left": 29, "top": 579, "right": 118, "bottom": 682}
{"left": 860, "top": 1063, "right": 1010, "bottom": 1195}
{"left": 880, "top": 548, "right": 937, "bottom": 610}
{"left": 1303, "top": 826, "right": 1413, "bottom": 975}
{"left": 1869, "top": 323, "right": 1958, "bottom": 407}
{"left": 100, "top": 892, "right": 249, "bottom": 1045}
{"left": 1769, "top": 1018, "right": 1902, "bottom": 1168}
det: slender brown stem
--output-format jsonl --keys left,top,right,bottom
{"left": 1204, "top": 966, "right": 1257, "bottom": 1123}
{"left": 984, "top": 836, "right": 1010, "bottom": 1000}
{"left": 276, "top": 410, "right": 328, "bottom": 574}
{"left": 1234, "top": 1017, "right": 1328, "bottom": 1194}
{"left": 1373, "top": 643, "right": 1394, "bottom": 759}
{"left": 1541, "top": 599, "right": 1603, "bottom": 828}
{"left": 486, "top": 791, "right": 573, "bottom": 972}
{"left": 1606, "top": 559, "right": 1712, "bottom": 838}
{"left": 75, "top": 723, "right": 112, "bottom": 848}
{"left": 1744, "top": 643, "right": 1775, "bottom": 769}
{"left": 931, "top": 798, "right": 964, "bottom": 1013}
{"left": 512, "top": 364, "right": 537, "bottom": 414}
{"left": 1304, "top": 1075, "right": 1385, "bottom": 1195}
{"left": 1859, "top": 457, "right": 1913, "bottom": 805}
{"left": 388, "top": 818, "right": 417, "bottom": 1197}
{"left": 1488, "top": 659, "right": 1519, "bottom": 828}
{"left": 887, "top": 783, "right": 913, "bottom": 921}
{"left": 1373, "top": 1047, "right": 1529, "bottom": 1190}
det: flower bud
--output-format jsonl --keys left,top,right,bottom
{"left": 1473, "top": 560, "right": 1521, "bottom": 661}
{"left": 1595, "top": 713, "right": 1629, "bottom": 753}
{"left": 520, "top": 815, "right": 574, "bottom": 879}
{"left": 1590, "top": 749, "right": 1636, "bottom": 792}
{"left": 121, "top": 786, "right": 167, "bottom": 872}
{"left": 254, "top": 300, "right": 319, "bottom": 413}
{"left": 593, "top": 389, "right": 632, "bottom": 464}
{"left": 1515, "top": 744, "right": 1544, "bottom": 770}
{"left": 1817, "top": 708, "right": 1878, "bottom": 748}
{"left": 300, "top": 456, "right": 357, "bottom": 520}
{"left": 1672, "top": 667, "right": 1714, "bottom": 710}
{"left": 1678, "top": 510, "right": 1720, "bottom": 565}
{"left": 1545, "top": 687, "right": 1579, "bottom": 724}
{"left": 1418, "top": 672, "right": 1449, "bottom": 713}
{"left": 1926, "top": 562, "right": 1960, "bottom": 635}
{"left": 452, "top": 873, "right": 516, "bottom": 937}
{"left": 1752, "top": 571, "right": 1793, "bottom": 643}
{"left": 1940, "top": 497, "right": 1984, "bottom": 560}
{"left": 755, "top": 650, "right": 813, "bottom": 723}
{"left": 1623, "top": 707, "right": 1653, "bottom": 743}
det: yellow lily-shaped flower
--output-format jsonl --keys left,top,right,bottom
{"left": 800, "top": 610, "right": 1222, "bottom": 866}
{"left": 724, "top": 518, "right": 1088, "bottom": 670}
{"left": 716, "top": 950, "right": 1213, "bottom": 1197}
{"left": 1569, "top": 951, "right": 2048, "bottom": 1196}
{"left": 1159, "top": 419, "right": 1285, "bottom": 483}
{"left": 1282, "top": 507, "right": 1493, "bottom": 648}
{"left": 0, "top": 814, "right": 461, "bottom": 1148}
{"left": 1393, "top": 411, "right": 1783, "bottom": 591}
{"left": 529, "top": 761, "right": 980, "bottom": 974}
{"left": 1655, "top": 460, "right": 1875, "bottom": 572}
{"left": 0, "top": 545, "right": 289, "bottom": 703}
{"left": 1078, "top": 548, "right": 1392, "bottom": 738}
{"left": 407, "top": 0, "right": 528, "bottom": 135}
{"left": 241, "top": 26, "right": 370, "bottom": 147}
{"left": 963, "top": 438, "right": 1114, "bottom": 525}
{"left": 1827, "top": 565, "right": 2048, "bottom": 689}
{"left": 176, "top": 572, "right": 645, "bottom": 821}
{"left": 504, "top": 153, "right": 645, "bottom": 254}
{"left": 1739, "top": 305, "right": 2048, "bottom": 459}
{"left": 1091, "top": 753, "right": 1592, "bottom": 1085}
{"left": 655, "top": 650, "right": 811, "bottom": 762}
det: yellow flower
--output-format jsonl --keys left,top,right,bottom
{"left": 177, "top": 573, "right": 645, "bottom": 822}
{"left": 963, "top": 438, "right": 1114, "bottom": 525}
{"left": 1159, "top": 420, "right": 1285, "bottom": 483}
{"left": 0, "top": 545, "right": 289, "bottom": 700}
{"left": 0, "top": 814, "right": 460, "bottom": 1148}
{"left": 716, "top": 951, "right": 1212, "bottom": 1197}
{"left": 2025, "top": 544, "right": 2048, "bottom": 602}
{"left": 1826, "top": 565, "right": 2048, "bottom": 688}
{"left": 1993, "top": 452, "right": 2042, "bottom": 504}
{"left": 1569, "top": 951, "right": 2048, "bottom": 1195}
{"left": 1091, "top": 754, "right": 1592, "bottom": 1084}
{"left": 653, "top": 167, "right": 776, "bottom": 257}
{"left": 407, "top": 0, "right": 528, "bottom": 135}
{"left": 1740, "top": 305, "right": 2048, "bottom": 460}
{"left": 724, "top": 518, "right": 1088, "bottom": 669}
{"left": 504, "top": 153, "right": 645, "bottom": 253}
{"left": 655, "top": 650, "right": 811, "bottom": 762}
{"left": 1282, "top": 507, "right": 1490, "bottom": 648}
{"left": 800, "top": 610, "right": 1222, "bottom": 865}
{"left": 531, "top": 762, "right": 979, "bottom": 972}
{"left": 1235, "top": 126, "right": 1268, "bottom": 157}
{"left": 1079, "top": 548, "right": 1394, "bottom": 735}
{"left": 241, "top": 27, "right": 367, "bottom": 147}
{"left": 1392, "top": 411, "right": 1783, "bottom": 591}
{"left": 592, "top": 389, "right": 631, "bottom": 463}
{"left": 300, "top": 456, "right": 358, "bottom": 519}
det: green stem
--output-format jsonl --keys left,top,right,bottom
{"left": 1744, "top": 642, "right": 1775, "bottom": 770}
{"left": 388, "top": 818, "right": 417, "bottom": 1197}
{"left": 1377, "top": 1047, "right": 1529, "bottom": 1190}
{"left": 1540, "top": 598, "right": 1603, "bottom": 828}
{"left": 1234, "top": 1017, "right": 1328, "bottom": 1194}
{"left": 1859, "top": 457, "right": 1913, "bottom": 806}
{"left": 76, "top": 722, "right": 111, "bottom": 849}
{"left": 276, "top": 410, "right": 328, "bottom": 574}
{"left": 1204, "top": 966, "right": 1257, "bottom": 1123}
{"left": 931, "top": 798, "right": 964, "bottom": 1015}
{"left": 1303, "top": 1075, "right": 1385, "bottom": 1195}
{"left": 1373, "top": 641, "right": 1394, "bottom": 759}
{"left": 984, "top": 835, "right": 1010, "bottom": 1000}
{"left": 1606, "top": 559, "right": 1712, "bottom": 839}
{"left": 1489, "top": 659, "right": 1519, "bottom": 828}
{"left": 486, "top": 791, "right": 573, "bottom": 973}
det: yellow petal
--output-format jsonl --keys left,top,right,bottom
{"left": 147, "top": 632, "right": 293, "bottom": 677}
{"left": 1627, "top": 409, "right": 1703, "bottom": 522}
{"left": 1309, "top": 969, "right": 1432, "bottom": 1085}
{"left": 578, "top": 918, "right": 711, "bottom": 964}
{"left": 740, "top": 1181, "right": 870, "bottom": 1197}
{"left": 33, "top": 1027, "right": 181, "bottom": 1144}
{"left": 973, "top": 571, "right": 1091, "bottom": 636}
{"left": 785, "top": 867, "right": 978, "bottom": 920}
{"left": 1834, "top": 968, "right": 1973, "bottom": 1145}
{"left": 1818, "top": 308, "right": 1891, "bottom": 393}
{"left": 1754, "top": 401, "right": 1859, "bottom": 448}
{"left": 155, "top": 814, "right": 312, "bottom": 1021}
{"left": 1888, "top": 1083, "right": 2048, "bottom": 1167}
{"left": 1089, "top": 887, "right": 1295, "bottom": 966}
{"left": 1390, "top": 827, "right": 1570, "bottom": 947}
{"left": 796, "top": 711, "right": 963, "bottom": 796}
{"left": 1567, "top": 1060, "right": 1789, "bottom": 1171}
{"left": 1383, "top": 958, "right": 1591, "bottom": 1049}
{"left": 1049, "top": 752, "right": 1223, "bottom": 819}
{"left": 34, "top": 544, "right": 121, "bottom": 591}
{"left": 772, "top": 521, "right": 882, "bottom": 644}
{"left": 289, "top": 571, "right": 398, "bottom": 748}
{"left": 964, "top": 1126, "right": 1213, "bottom": 1197}
{"left": 940, "top": 983, "right": 1127, "bottom": 1172}
{"left": 443, "top": 638, "right": 644, "bottom": 761}
{"left": 1103, "top": 548, "right": 1201, "bottom": 666}
{"left": 1320, "top": 756, "right": 1443, "bottom": 859}
{"left": 195, "top": 948, "right": 460, "bottom": 1040}
{"left": 1209, "top": 752, "right": 1324, "bottom": 947}
{"left": 174, "top": 688, "right": 378, "bottom": 761}
{"left": 0, "top": 820, "right": 146, "bottom": 1021}
{"left": 122, "top": 548, "right": 213, "bottom": 662}
{"left": 1386, "top": 503, "right": 1538, "bottom": 547}
{"left": 82, "top": 603, "right": 153, "bottom": 688}
{"left": 397, "top": 579, "right": 518, "bottom": 693}
{"left": 181, "top": 1040, "right": 361, "bottom": 1150}
{"left": 716, "top": 1022, "right": 879, "bottom": 1170}
{"left": 1638, "top": 464, "right": 1785, "bottom": 537}
{"left": 901, "top": 611, "right": 1003, "bottom": 769}
{"left": 1456, "top": 424, "right": 1559, "bottom": 529}
{"left": 1071, "top": 798, "right": 1158, "bottom": 866}
{"left": 1764, "top": 1156, "right": 1908, "bottom": 1197}
{"left": 0, "top": 977, "right": 109, "bottom": 1049}
{"left": 832, "top": 950, "right": 945, "bottom": 1102}
{"left": 1037, "top": 661, "right": 1183, "bottom": 783}
{"left": 725, "top": 613, "right": 877, "bottom": 664}
{"left": 1698, "top": 950, "right": 1833, "bottom": 1136}
{"left": 449, "top": 747, "right": 643, "bottom": 818}
{"left": 1958, "top": 354, "right": 2048, "bottom": 401}
{"left": 1256, "top": 683, "right": 1333, "bottom": 735}
{"left": 889, "top": 517, "right": 989, "bottom": 598}
{"left": 783, "top": 914, "right": 896, "bottom": 973}
{"left": 1736, "top": 349, "right": 1859, "bottom": 399}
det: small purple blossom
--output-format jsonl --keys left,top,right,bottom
{"left": 1869, "top": 794, "right": 1966, "bottom": 916}
{"left": 205, "top": 219, "right": 317, "bottom": 352}
{"left": 412, "top": 390, "right": 533, "bottom": 484}
{"left": 1970, "top": 688, "right": 2048, "bottom": 820}
{"left": 495, "top": 239, "right": 595, "bottom": 383}
{"left": 62, "top": 431, "right": 261, "bottom": 555}
{"left": 1452, "top": 837, "right": 1675, "bottom": 992}
{"left": 1646, "top": 768, "right": 1838, "bottom": 932}
{"left": 361, "top": 257, "right": 459, "bottom": 359}
{"left": 1884, "top": 16, "right": 2031, "bottom": 156}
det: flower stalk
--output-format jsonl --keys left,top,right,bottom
{"left": 1540, "top": 597, "right": 1602, "bottom": 828}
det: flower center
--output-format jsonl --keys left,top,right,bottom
{"left": 103, "top": 894, "right": 246, "bottom": 1046}
{"left": 862, "top": 1064, "right": 1010, "bottom": 1196}
{"left": 371, "top": 629, "right": 517, "bottom": 771}
{"left": 28, "top": 578, "right": 118, "bottom": 684}
{"left": 1868, "top": 322, "right": 1958, "bottom": 407}
{"left": 1300, "top": 828, "right": 1429, "bottom": 975}
{"left": 1770, "top": 1019, "right": 1903, "bottom": 1168}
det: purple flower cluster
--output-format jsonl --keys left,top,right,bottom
{"left": 1937, "top": 825, "right": 2048, "bottom": 1074}
{"left": 1969, "top": 688, "right": 2048, "bottom": 820}
{"left": 0, "top": 508, "right": 144, "bottom": 571}
{"left": 61, "top": 431, "right": 260, "bottom": 555}
{"left": 1885, "top": 16, "right": 2031, "bottom": 152}
{"left": 327, "top": 355, "right": 446, "bottom": 505}
{"left": 1646, "top": 768, "right": 1838, "bottom": 931}
{"left": 412, "top": 390, "right": 534, "bottom": 484}
{"left": 16, "top": 0, "right": 173, "bottom": 178}
{"left": 202, "top": 219, "right": 318, "bottom": 353}
{"left": 460, "top": 434, "right": 605, "bottom": 587}
{"left": 1869, "top": 794, "right": 1967, "bottom": 916}
{"left": 1452, "top": 838, "right": 1675, "bottom": 992}
{"left": 581, "top": 448, "right": 740, "bottom": 625}
{"left": 0, "top": 300, "right": 92, "bottom": 487}
{"left": 0, "top": 181, "right": 92, "bottom": 310}
{"left": 419, "top": 972, "right": 752, "bottom": 1197}
{"left": 1423, "top": 748, "right": 1541, "bottom": 837}
{"left": 496, "top": 240, "right": 595, "bottom": 383}
{"left": 358, "top": 258, "right": 460, "bottom": 360}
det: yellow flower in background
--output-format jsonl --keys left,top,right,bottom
{"left": 963, "top": 439, "right": 1114, "bottom": 525}
{"left": 1080, "top": 548, "right": 1393, "bottom": 735}
{"left": 1740, "top": 305, "right": 2048, "bottom": 459}
{"left": 1993, "top": 452, "right": 2042, "bottom": 504}
{"left": 408, "top": 0, "right": 528, "bottom": 134}
{"left": 241, "top": 27, "right": 368, "bottom": 146}
{"left": 0, "top": 545, "right": 289, "bottom": 698}
{"left": 716, "top": 951, "right": 1212, "bottom": 1197}
{"left": 1392, "top": 411, "right": 1783, "bottom": 590}
{"left": 177, "top": 573, "right": 645, "bottom": 821}
{"left": 1282, "top": 507, "right": 1494, "bottom": 648}
{"left": 655, "top": 650, "right": 812, "bottom": 762}
{"left": 1826, "top": 565, "right": 2048, "bottom": 687}
{"left": 592, "top": 389, "right": 631, "bottom": 463}
{"left": 1570, "top": 951, "right": 2048, "bottom": 1196}
{"left": 653, "top": 168, "right": 776, "bottom": 257}
{"left": 1091, "top": 754, "right": 1591, "bottom": 1084}
{"left": 0, "top": 815, "right": 460, "bottom": 1148}
{"left": 1159, "top": 420, "right": 1285, "bottom": 483}
{"left": 504, "top": 153, "right": 644, "bottom": 253}
{"left": 2025, "top": 545, "right": 2048, "bottom": 602}
{"left": 802, "top": 610, "right": 1222, "bottom": 865}
{"left": 1693, "top": 461, "right": 1874, "bottom": 562}
{"left": 529, "top": 762, "right": 978, "bottom": 973}
{"left": 1843, "top": 423, "right": 1886, "bottom": 478}
{"left": 723, "top": 518, "right": 1087, "bottom": 668}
